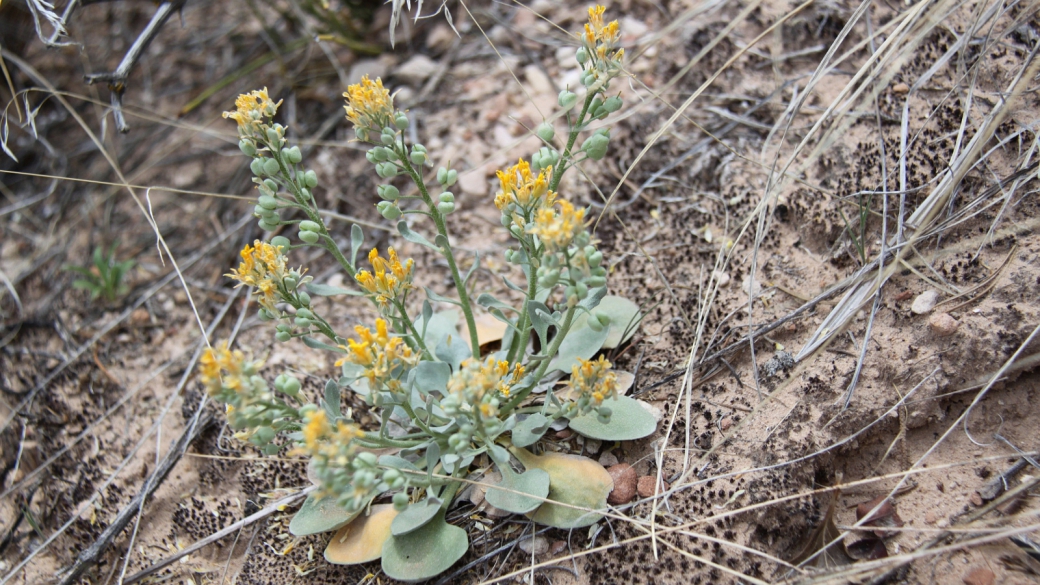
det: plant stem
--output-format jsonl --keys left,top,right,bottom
{"left": 396, "top": 146, "right": 480, "bottom": 358}
{"left": 500, "top": 304, "right": 577, "bottom": 415}
{"left": 506, "top": 264, "right": 539, "bottom": 365}
{"left": 549, "top": 92, "right": 596, "bottom": 194}
{"left": 392, "top": 299, "right": 431, "bottom": 358}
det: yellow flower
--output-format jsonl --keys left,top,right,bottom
{"left": 227, "top": 240, "right": 290, "bottom": 312}
{"left": 354, "top": 247, "right": 414, "bottom": 307}
{"left": 448, "top": 357, "right": 522, "bottom": 420}
{"left": 199, "top": 342, "right": 246, "bottom": 395}
{"left": 343, "top": 75, "right": 395, "bottom": 132}
{"left": 336, "top": 318, "right": 418, "bottom": 393}
{"left": 223, "top": 88, "right": 281, "bottom": 133}
{"left": 580, "top": 5, "right": 624, "bottom": 65}
{"left": 494, "top": 158, "right": 556, "bottom": 215}
{"left": 303, "top": 409, "right": 331, "bottom": 449}
{"left": 527, "top": 198, "right": 587, "bottom": 253}
{"left": 569, "top": 356, "right": 619, "bottom": 406}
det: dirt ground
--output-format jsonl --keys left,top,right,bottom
{"left": 2, "top": 0, "right": 1040, "bottom": 583}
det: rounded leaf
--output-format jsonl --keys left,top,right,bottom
{"left": 573, "top": 295, "right": 641, "bottom": 349}
{"left": 510, "top": 448, "right": 613, "bottom": 529}
{"left": 381, "top": 513, "right": 468, "bottom": 582}
{"left": 485, "top": 467, "right": 550, "bottom": 514}
{"left": 324, "top": 504, "right": 398, "bottom": 565}
{"left": 289, "top": 493, "right": 362, "bottom": 536}
{"left": 390, "top": 498, "right": 441, "bottom": 536}
{"left": 511, "top": 413, "right": 550, "bottom": 448}
{"left": 568, "top": 395, "right": 658, "bottom": 441}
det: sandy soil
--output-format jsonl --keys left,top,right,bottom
{"left": 1, "top": 0, "right": 1039, "bottom": 584}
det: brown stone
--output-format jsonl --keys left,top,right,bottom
{"left": 963, "top": 567, "right": 995, "bottom": 585}
{"left": 637, "top": 475, "right": 670, "bottom": 498}
{"left": 720, "top": 416, "right": 733, "bottom": 431}
{"left": 606, "top": 463, "right": 637, "bottom": 504}
{"left": 893, "top": 82, "right": 910, "bottom": 94}
{"left": 929, "top": 312, "right": 960, "bottom": 337}
{"left": 130, "top": 307, "right": 150, "bottom": 325}
{"left": 924, "top": 510, "right": 937, "bottom": 524}
{"left": 970, "top": 491, "right": 983, "bottom": 507}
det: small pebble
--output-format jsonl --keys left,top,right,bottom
{"left": 598, "top": 451, "right": 619, "bottom": 467}
{"left": 962, "top": 567, "right": 995, "bottom": 585}
{"left": 130, "top": 307, "right": 150, "bottom": 325}
{"left": 893, "top": 82, "right": 910, "bottom": 94}
{"left": 555, "top": 429, "right": 574, "bottom": 440}
{"left": 929, "top": 312, "right": 960, "bottom": 337}
{"left": 585, "top": 438, "right": 602, "bottom": 455}
{"left": 720, "top": 417, "right": 733, "bottom": 431}
{"left": 637, "top": 475, "right": 670, "bottom": 498}
{"left": 970, "top": 491, "right": 983, "bottom": 507}
{"left": 924, "top": 510, "right": 937, "bottom": 524}
{"left": 911, "top": 290, "right": 940, "bottom": 314}
{"left": 549, "top": 540, "right": 567, "bottom": 555}
{"left": 606, "top": 463, "right": 637, "bottom": 504}
{"left": 518, "top": 535, "right": 549, "bottom": 555}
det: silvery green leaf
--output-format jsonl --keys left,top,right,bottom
{"left": 397, "top": 220, "right": 440, "bottom": 251}
{"left": 567, "top": 395, "right": 657, "bottom": 441}
{"left": 477, "top": 292, "right": 519, "bottom": 313}
{"left": 484, "top": 466, "right": 550, "bottom": 515}
{"left": 414, "top": 310, "right": 458, "bottom": 351}
{"left": 305, "top": 283, "right": 364, "bottom": 296}
{"left": 546, "top": 321, "right": 609, "bottom": 373}
{"left": 302, "top": 336, "right": 341, "bottom": 352}
{"left": 423, "top": 286, "right": 463, "bottom": 306}
{"left": 381, "top": 512, "right": 468, "bottom": 582}
{"left": 410, "top": 361, "right": 450, "bottom": 395}
{"left": 463, "top": 251, "right": 480, "bottom": 284}
{"left": 290, "top": 493, "right": 362, "bottom": 536}
{"left": 511, "top": 413, "right": 550, "bottom": 448}
{"left": 390, "top": 497, "right": 442, "bottom": 536}
{"left": 378, "top": 455, "right": 421, "bottom": 473}
{"left": 324, "top": 380, "right": 341, "bottom": 418}
{"left": 435, "top": 334, "right": 469, "bottom": 371}
{"left": 571, "top": 295, "right": 642, "bottom": 348}
{"left": 349, "top": 224, "right": 364, "bottom": 268}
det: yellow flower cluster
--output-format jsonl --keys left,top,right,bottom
{"left": 448, "top": 357, "right": 524, "bottom": 420}
{"left": 227, "top": 240, "right": 291, "bottom": 312}
{"left": 199, "top": 342, "right": 273, "bottom": 433}
{"left": 298, "top": 409, "right": 363, "bottom": 458}
{"left": 581, "top": 5, "right": 624, "bottom": 64}
{"left": 223, "top": 88, "right": 281, "bottom": 134}
{"left": 355, "top": 247, "right": 414, "bottom": 307}
{"left": 343, "top": 75, "right": 395, "bottom": 132}
{"left": 569, "top": 355, "right": 619, "bottom": 406}
{"left": 494, "top": 159, "right": 556, "bottom": 212}
{"left": 527, "top": 199, "right": 588, "bottom": 253}
{"left": 337, "top": 318, "right": 418, "bottom": 393}
{"left": 199, "top": 342, "right": 247, "bottom": 396}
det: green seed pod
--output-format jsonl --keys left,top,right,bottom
{"left": 437, "top": 201, "right": 455, "bottom": 214}
{"left": 263, "top": 157, "right": 281, "bottom": 176}
{"left": 357, "top": 452, "right": 378, "bottom": 467}
{"left": 258, "top": 195, "right": 278, "bottom": 210}
{"left": 377, "top": 201, "right": 402, "bottom": 220}
{"left": 583, "top": 71, "right": 597, "bottom": 87}
{"left": 299, "top": 220, "right": 321, "bottom": 232}
{"left": 603, "top": 95, "right": 623, "bottom": 113}
{"left": 286, "top": 146, "right": 302, "bottom": 164}
{"left": 266, "top": 127, "right": 281, "bottom": 146}
{"left": 271, "top": 236, "right": 291, "bottom": 250}
{"left": 296, "top": 308, "right": 314, "bottom": 320}
{"left": 298, "top": 291, "right": 311, "bottom": 306}
{"left": 438, "top": 191, "right": 455, "bottom": 204}
{"left": 254, "top": 204, "right": 272, "bottom": 217}
{"left": 413, "top": 144, "right": 426, "bottom": 153}
{"left": 590, "top": 96, "right": 604, "bottom": 112}
{"left": 370, "top": 147, "right": 388, "bottom": 162}
{"left": 378, "top": 162, "right": 399, "bottom": 178}
{"left": 581, "top": 134, "right": 609, "bottom": 160}
{"left": 258, "top": 219, "right": 279, "bottom": 231}
{"left": 275, "top": 331, "right": 291, "bottom": 342}
{"left": 263, "top": 179, "right": 279, "bottom": 193}
{"left": 393, "top": 491, "right": 409, "bottom": 511}
{"left": 282, "top": 376, "right": 301, "bottom": 396}
{"left": 437, "top": 167, "right": 448, "bottom": 185}
{"left": 445, "top": 169, "right": 457, "bottom": 187}
{"left": 239, "top": 139, "right": 257, "bottom": 156}
{"left": 297, "top": 188, "right": 311, "bottom": 202}
{"left": 381, "top": 132, "right": 395, "bottom": 146}
{"left": 258, "top": 308, "right": 275, "bottom": 321}
{"left": 501, "top": 213, "right": 512, "bottom": 227}
{"left": 531, "top": 151, "right": 545, "bottom": 171}
{"left": 576, "top": 47, "right": 589, "bottom": 64}
{"left": 395, "top": 113, "right": 409, "bottom": 129}
{"left": 409, "top": 150, "right": 426, "bottom": 165}
{"left": 588, "top": 250, "right": 603, "bottom": 267}
{"left": 558, "top": 90, "right": 578, "bottom": 110}
{"left": 299, "top": 230, "right": 320, "bottom": 244}
{"left": 250, "top": 158, "right": 265, "bottom": 176}
{"left": 575, "top": 281, "right": 589, "bottom": 299}
{"left": 294, "top": 316, "right": 311, "bottom": 328}
{"left": 586, "top": 275, "right": 607, "bottom": 288}
{"left": 355, "top": 127, "right": 369, "bottom": 142}
{"left": 378, "top": 184, "right": 400, "bottom": 201}
{"left": 587, "top": 312, "right": 605, "bottom": 332}
{"left": 284, "top": 275, "right": 297, "bottom": 289}
{"left": 536, "top": 122, "right": 555, "bottom": 142}
{"left": 264, "top": 443, "right": 281, "bottom": 455}
{"left": 386, "top": 149, "right": 399, "bottom": 162}
{"left": 304, "top": 170, "right": 318, "bottom": 188}
{"left": 365, "top": 150, "right": 378, "bottom": 164}
{"left": 597, "top": 410, "right": 612, "bottom": 424}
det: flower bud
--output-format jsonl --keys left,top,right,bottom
{"left": 271, "top": 236, "right": 290, "bottom": 250}
{"left": 586, "top": 275, "right": 607, "bottom": 288}
{"left": 576, "top": 47, "right": 589, "bottom": 64}
{"left": 395, "top": 113, "right": 409, "bottom": 129}
{"left": 377, "top": 201, "right": 402, "bottom": 220}
{"left": 393, "top": 491, "right": 410, "bottom": 511}
{"left": 239, "top": 139, "right": 256, "bottom": 156}
{"left": 378, "top": 184, "right": 400, "bottom": 201}
{"left": 558, "top": 90, "right": 578, "bottom": 110}
{"left": 263, "top": 158, "right": 281, "bottom": 176}
{"left": 437, "top": 201, "right": 455, "bottom": 214}
{"left": 299, "top": 230, "right": 320, "bottom": 244}
{"left": 597, "top": 410, "right": 612, "bottom": 424}
{"left": 536, "top": 122, "right": 555, "bottom": 142}
{"left": 286, "top": 146, "right": 302, "bottom": 164}
{"left": 303, "top": 170, "right": 318, "bottom": 188}
{"left": 299, "top": 220, "right": 321, "bottom": 232}
{"left": 588, "top": 250, "right": 603, "bottom": 267}
{"left": 582, "top": 71, "right": 597, "bottom": 87}
{"left": 355, "top": 127, "right": 369, "bottom": 142}
{"left": 258, "top": 308, "right": 275, "bottom": 321}
{"left": 284, "top": 275, "right": 297, "bottom": 289}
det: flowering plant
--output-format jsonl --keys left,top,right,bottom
{"left": 202, "top": 6, "right": 655, "bottom": 580}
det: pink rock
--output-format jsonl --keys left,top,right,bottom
{"left": 637, "top": 475, "right": 670, "bottom": 498}
{"left": 606, "top": 464, "right": 637, "bottom": 504}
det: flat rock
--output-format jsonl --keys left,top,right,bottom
{"left": 606, "top": 463, "right": 637, "bottom": 504}
{"left": 518, "top": 535, "right": 549, "bottom": 555}
{"left": 523, "top": 64, "right": 555, "bottom": 96}
{"left": 426, "top": 23, "right": 456, "bottom": 53}
{"left": 394, "top": 54, "right": 437, "bottom": 86}
{"left": 348, "top": 58, "right": 388, "bottom": 86}
{"left": 963, "top": 567, "right": 995, "bottom": 585}
{"left": 911, "top": 290, "right": 940, "bottom": 314}
{"left": 457, "top": 168, "right": 488, "bottom": 196}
